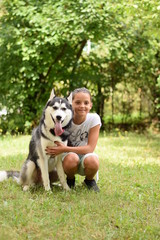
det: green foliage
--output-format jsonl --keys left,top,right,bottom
{"left": 0, "top": 0, "right": 160, "bottom": 133}
{"left": 0, "top": 0, "right": 124, "bottom": 133}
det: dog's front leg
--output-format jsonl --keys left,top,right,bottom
{"left": 38, "top": 156, "right": 51, "bottom": 191}
{"left": 56, "top": 156, "right": 70, "bottom": 191}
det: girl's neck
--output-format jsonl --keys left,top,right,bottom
{"left": 73, "top": 115, "right": 86, "bottom": 125}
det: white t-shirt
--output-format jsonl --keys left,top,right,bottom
{"left": 68, "top": 113, "right": 101, "bottom": 147}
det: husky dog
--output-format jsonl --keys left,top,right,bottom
{"left": 0, "top": 89, "right": 73, "bottom": 192}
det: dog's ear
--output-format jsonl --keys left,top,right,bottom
{"left": 67, "top": 92, "right": 72, "bottom": 105}
{"left": 48, "top": 88, "right": 56, "bottom": 101}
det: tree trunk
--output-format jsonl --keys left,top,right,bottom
{"left": 97, "top": 83, "right": 105, "bottom": 129}
{"left": 111, "top": 77, "right": 114, "bottom": 125}
{"left": 69, "top": 39, "right": 87, "bottom": 89}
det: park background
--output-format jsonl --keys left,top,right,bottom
{"left": 0, "top": 1, "right": 160, "bottom": 240}
{"left": 0, "top": 0, "right": 159, "bottom": 134}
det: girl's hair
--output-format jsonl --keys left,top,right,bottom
{"left": 72, "top": 87, "right": 92, "bottom": 101}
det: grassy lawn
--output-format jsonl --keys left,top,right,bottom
{"left": 0, "top": 132, "right": 160, "bottom": 240}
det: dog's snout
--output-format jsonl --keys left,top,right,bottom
{"left": 56, "top": 115, "right": 62, "bottom": 121}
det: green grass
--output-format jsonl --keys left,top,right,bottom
{"left": 0, "top": 132, "right": 160, "bottom": 240}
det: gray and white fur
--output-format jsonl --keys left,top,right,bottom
{"left": 0, "top": 89, "right": 73, "bottom": 192}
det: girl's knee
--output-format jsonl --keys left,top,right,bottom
{"left": 84, "top": 156, "right": 99, "bottom": 171}
{"left": 63, "top": 153, "right": 79, "bottom": 170}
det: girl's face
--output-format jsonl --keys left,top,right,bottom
{"left": 72, "top": 92, "right": 92, "bottom": 117}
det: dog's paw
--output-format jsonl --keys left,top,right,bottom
{"left": 44, "top": 185, "right": 51, "bottom": 191}
{"left": 63, "top": 185, "right": 71, "bottom": 191}
{"left": 46, "top": 190, "right": 53, "bottom": 196}
{"left": 23, "top": 185, "right": 30, "bottom": 191}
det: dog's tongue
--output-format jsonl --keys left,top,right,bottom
{"left": 54, "top": 121, "right": 64, "bottom": 136}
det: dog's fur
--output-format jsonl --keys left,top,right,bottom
{"left": 0, "top": 89, "right": 73, "bottom": 192}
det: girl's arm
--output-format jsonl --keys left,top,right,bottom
{"left": 46, "top": 125, "right": 100, "bottom": 156}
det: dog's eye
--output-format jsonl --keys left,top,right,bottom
{"left": 61, "top": 107, "right": 66, "bottom": 111}
{"left": 53, "top": 106, "right": 58, "bottom": 110}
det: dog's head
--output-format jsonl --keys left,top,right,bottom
{"left": 44, "top": 89, "right": 73, "bottom": 136}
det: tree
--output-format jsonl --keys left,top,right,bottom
{"left": 0, "top": 0, "right": 126, "bottom": 132}
{"left": 0, "top": 0, "right": 160, "bottom": 133}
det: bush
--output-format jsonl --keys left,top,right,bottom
{"left": 103, "top": 113, "right": 150, "bottom": 132}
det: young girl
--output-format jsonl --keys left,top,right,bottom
{"left": 46, "top": 88, "right": 101, "bottom": 192}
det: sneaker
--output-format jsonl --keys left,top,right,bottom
{"left": 83, "top": 179, "right": 100, "bottom": 192}
{"left": 67, "top": 177, "right": 75, "bottom": 189}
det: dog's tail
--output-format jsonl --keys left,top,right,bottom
{"left": 0, "top": 170, "right": 20, "bottom": 183}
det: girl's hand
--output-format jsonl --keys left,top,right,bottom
{"left": 45, "top": 141, "right": 66, "bottom": 156}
